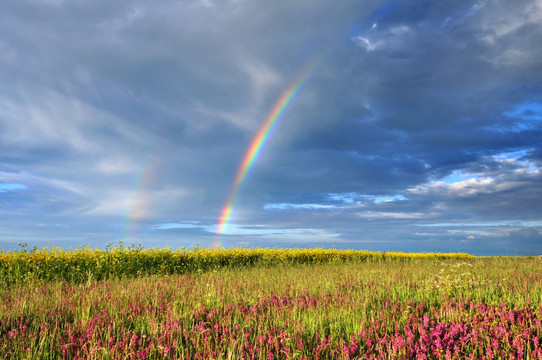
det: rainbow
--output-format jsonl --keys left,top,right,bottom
{"left": 123, "top": 156, "right": 160, "bottom": 242}
{"left": 215, "top": 56, "right": 325, "bottom": 242}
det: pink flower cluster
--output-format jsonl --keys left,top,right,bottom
{"left": 2, "top": 289, "right": 541, "bottom": 359}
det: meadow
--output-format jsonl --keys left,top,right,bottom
{"left": 0, "top": 246, "right": 541, "bottom": 359}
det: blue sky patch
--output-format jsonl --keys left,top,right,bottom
{"left": 503, "top": 101, "right": 542, "bottom": 121}
{"left": 0, "top": 183, "right": 28, "bottom": 193}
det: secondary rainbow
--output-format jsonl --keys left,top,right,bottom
{"left": 216, "top": 58, "right": 322, "bottom": 238}
{"left": 123, "top": 156, "right": 160, "bottom": 241}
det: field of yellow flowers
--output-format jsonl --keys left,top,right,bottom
{"left": 0, "top": 244, "right": 473, "bottom": 285}
{"left": 0, "top": 246, "right": 540, "bottom": 359}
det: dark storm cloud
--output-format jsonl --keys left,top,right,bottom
{"left": 0, "top": 0, "right": 541, "bottom": 254}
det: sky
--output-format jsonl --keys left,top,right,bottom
{"left": 1, "top": 0, "right": 541, "bottom": 255}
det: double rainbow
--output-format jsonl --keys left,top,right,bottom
{"left": 216, "top": 56, "right": 324, "bottom": 239}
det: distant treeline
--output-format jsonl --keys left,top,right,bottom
{"left": 0, "top": 244, "right": 474, "bottom": 285}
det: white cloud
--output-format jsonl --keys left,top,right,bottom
{"left": 94, "top": 157, "right": 138, "bottom": 175}
{"left": 237, "top": 56, "right": 282, "bottom": 107}
{"left": 492, "top": 151, "right": 540, "bottom": 175}
{"left": 389, "top": 25, "right": 410, "bottom": 35}
{"left": 0, "top": 85, "right": 148, "bottom": 153}
{"left": 409, "top": 177, "right": 495, "bottom": 197}
{"left": 351, "top": 23, "right": 411, "bottom": 52}
{"left": 264, "top": 203, "right": 336, "bottom": 210}
{"left": 84, "top": 187, "right": 192, "bottom": 218}
{"left": 264, "top": 193, "right": 407, "bottom": 210}
{"left": 410, "top": 150, "right": 541, "bottom": 198}
{"left": 351, "top": 36, "right": 380, "bottom": 51}
{"left": 417, "top": 220, "right": 542, "bottom": 228}
{"left": 212, "top": 223, "right": 341, "bottom": 240}
{"left": 480, "top": 1, "right": 542, "bottom": 39}
{"left": 374, "top": 195, "right": 407, "bottom": 203}
{"left": 362, "top": 211, "right": 424, "bottom": 219}
{"left": 149, "top": 222, "right": 203, "bottom": 230}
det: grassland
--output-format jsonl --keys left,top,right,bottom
{"left": 0, "top": 246, "right": 540, "bottom": 359}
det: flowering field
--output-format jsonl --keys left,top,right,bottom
{"left": 0, "top": 245, "right": 473, "bottom": 285}
{"left": 0, "top": 248, "right": 541, "bottom": 359}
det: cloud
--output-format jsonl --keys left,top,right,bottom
{"left": 351, "top": 36, "right": 381, "bottom": 51}
{"left": 408, "top": 177, "right": 496, "bottom": 197}
{"left": 0, "top": 0, "right": 541, "bottom": 254}
{"left": 507, "top": 228, "right": 542, "bottom": 243}
{"left": 264, "top": 203, "right": 336, "bottom": 211}
{"left": 503, "top": 228, "right": 542, "bottom": 255}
